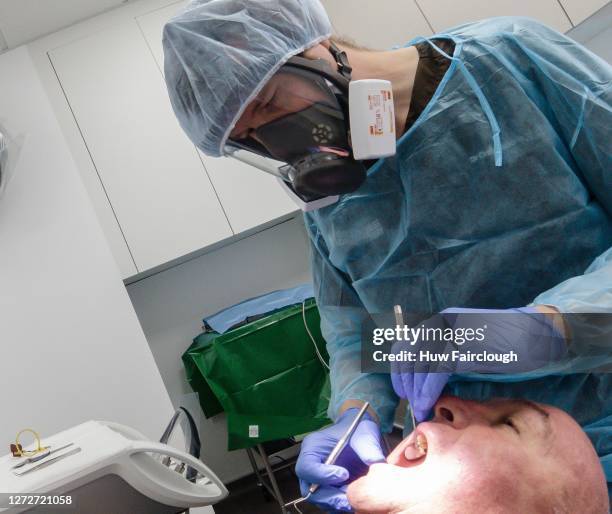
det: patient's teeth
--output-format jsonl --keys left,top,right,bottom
{"left": 415, "top": 434, "right": 428, "bottom": 454}
{"left": 403, "top": 433, "right": 428, "bottom": 461}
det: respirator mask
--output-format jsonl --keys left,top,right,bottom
{"left": 225, "top": 43, "right": 397, "bottom": 211}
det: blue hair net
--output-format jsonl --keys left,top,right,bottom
{"left": 162, "top": 0, "right": 332, "bottom": 157}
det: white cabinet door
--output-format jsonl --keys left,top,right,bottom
{"left": 321, "top": 0, "right": 433, "bottom": 49}
{"left": 560, "top": 0, "right": 609, "bottom": 25}
{"left": 194, "top": 154, "right": 296, "bottom": 233}
{"left": 134, "top": 0, "right": 187, "bottom": 67}
{"left": 49, "top": 21, "right": 232, "bottom": 273}
{"left": 416, "top": 0, "right": 572, "bottom": 33}
{"left": 136, "top": 2, "right": 297, "bottom": 234}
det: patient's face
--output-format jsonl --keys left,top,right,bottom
{"left": 347, "top": 396, "right": 607, "bottom": 514}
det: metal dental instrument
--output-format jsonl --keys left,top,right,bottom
{"left": 11, "top": 443, "right": 75, "bottom": 470}
{"left": 394, "top": 305, "right": 417, "bottom": 432}
{"left": 13, "top": 447, "right": 81, "bottom": 476}
{"left": 284, "top": 402, "right": 371, "bottom": 511}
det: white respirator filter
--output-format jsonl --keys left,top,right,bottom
{"left": 348, "top": 79, "right": 397, "bottom": 161}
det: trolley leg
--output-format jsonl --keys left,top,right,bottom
{"left": 245, "top": 448, "right": 267, "bottom": 495}
{"left": 257, "top": 444, "right": 288, "bottom": 514}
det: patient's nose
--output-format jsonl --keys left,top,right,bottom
{"left": 433, "top": 396, "right": 490, "bottom": 429}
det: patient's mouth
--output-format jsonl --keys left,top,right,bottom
{"left": 388, "top": 429, "right": 428, "bottom": 467}
{"left": 404, "top": 433, "right": 428, "bottom": 461}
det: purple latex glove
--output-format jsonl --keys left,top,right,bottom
{"left": 392, "top": 371, "right": 451, "bottom": 423}
{"left": 295, "top": 408, "right": 385, "bottom": 512}
{"left": 391, "top": 307, "right": 566, "bottom": 422}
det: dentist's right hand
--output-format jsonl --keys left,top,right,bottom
{"left": 295, "top": 403, "right": 386, "bottom": 512}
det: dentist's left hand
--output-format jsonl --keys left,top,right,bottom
{"left": 295, "top": 406, "right": 386, "bottom": 512}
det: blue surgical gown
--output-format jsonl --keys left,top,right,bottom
{"left": 304, "top": 17, "right": 612, "bottom": 484}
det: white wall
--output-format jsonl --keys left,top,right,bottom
{"left": 320, "top": 0, "right": 575, "bottom": 48}
{"left": 126, "top": 216, "right": 313, "bottom": 482}
{"left": 560, "top": 0, "right": 610, "bottom": 26}
{"left": 0, "top": 46, "right": 175, "bottom": 449}
{"left": 567, "top": 1, "right": 612, "bottom": 62}
{"left": 0, "top": 0, "right": 130, "bottom": 48}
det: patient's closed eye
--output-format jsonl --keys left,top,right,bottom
{"left": 503, "top": 417, "right": 520, "bottom": 434}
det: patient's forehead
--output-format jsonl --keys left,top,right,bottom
{"left": 543, "top": 404, "right": 602, "bottom": 468}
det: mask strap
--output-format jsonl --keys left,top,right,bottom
{"left": 328, "top": 42, "right": 353, "bottom": 80}
{"left": 412, "top": 36, "right": 503, "bottom": 167}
